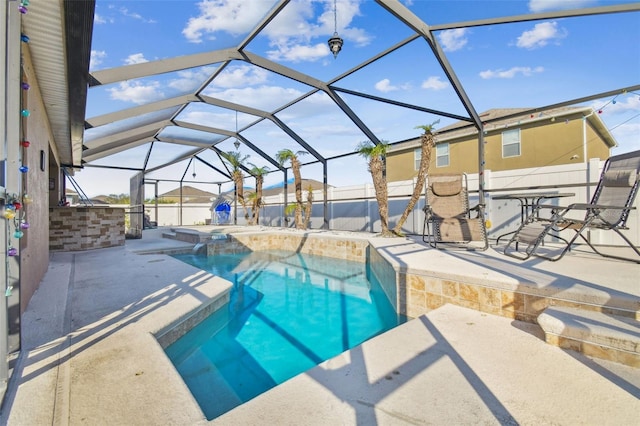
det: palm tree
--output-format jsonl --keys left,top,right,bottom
{"left": 356, "top": 140, "right": 393, "bottom": 237}
{"left": 303, "top": 184, "right": 314, "bottom": 229}
{"left": 276, "top": 148, "right": 307, "bottom": 229}
{"left": 393, "top": 120, "right": 439, "bottom": 235}
{"left": 248, "top": 163, "right": 269, "bottom": 225}
{"left": 220, "top": 150, "right": 250, "bottom": 224}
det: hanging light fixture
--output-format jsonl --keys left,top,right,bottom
{"left": 233, "top": 110, "right": 240, "bottom": 150}
{"left": 192, "top": 160, "right": 196, "bottom": 178}
{"left": 328, "top": 0, "right": 343, "bottom": 59}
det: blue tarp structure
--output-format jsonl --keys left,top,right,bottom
{"left": 215, "top": 202, "right": 231, "bottom": 224}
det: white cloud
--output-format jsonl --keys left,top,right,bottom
{"left": 439, "top": 28, "right": 468, "bottom": 52}
{"left": 591, "top": 94, "right": 640, "bottom": 153}
{"left": 267, "top": 43, "right": 329, "bottom": 63}
{"left": 375, "top": 79, "right": 397, "bottom": 93}
{"left": 183, "top": 0, "right": 370, "bottom": 62}
{"left": 177, "top": 110, "right": 239, "bottom": 129}
{"left": 479, "top": 66, "right": 544, "bottom": 79}
{"left": 183, "top": 0, "right": 274, "bottom": 43}
{"left": 592, "top": 93, "right": 640, "bottom": 115}
{"left": 107, "top": 81, "right": 164, "bottom": 104}
{"left": 168, "top": 66, "right": 219, "bottom": 92}
{"left": 610, "top": 120, "right": 640, "bottom": 153}
{"left": 516, "top": 21, "right": 567, "bottom": 49}
{"left": 94, "top": 13, "right": 107, "bottom": 24}
{"left": 124, "top": 53, "right": 149, "bottom": 65}
{"left": 528, "top": 0, "right": 596, "bottom": 13}
{"left": 203, "top": 85, "right": 305, "bottom": 112}
{"left": 210, "top": 65, "right": 270, "bottom": 88}
{"left": 421, "top": 76, "right": 449, "bottom": 90}
{"left": 265, "top": 0, "right": 371, "bottom": 61}
{"left": 90, "top": 50, "right": 107, "bottom": 71}
{"left": 118, "top": 7, "right": 157, "bottom": 24}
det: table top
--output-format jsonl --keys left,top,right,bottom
{"left": 492, "top": 192, "right": 575, "bottom": 201}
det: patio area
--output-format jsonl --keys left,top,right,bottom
{"left": 0, "top": 226, "right": 638, "bottom": 424}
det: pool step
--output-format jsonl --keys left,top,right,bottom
{"left": 167, "top": 228, "right": 212, "bottom": 244}
{"left": 537, "top": 306, "right": 639, "bottom": 367}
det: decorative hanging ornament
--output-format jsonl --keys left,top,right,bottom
{"left": 7, "top": 247, "right": 18, "bottom": 257}
{"left": 18, "top": 5, "right": 27, "bottom": 14}
{"left": 19, "top": 165, "right": 29, "bottom": 173}
{"left": 23, "top": 194, "right": 33, "bottom": 204}
{"left": 20, "top": 34, "right": 29, "bottom": 43}
{"left": 20, "top": 221, "right": 30, "bottom": 229}
{"left": 21, "top": 140, "right": 30, "bottom": 147}
{"left": 13, "top": 201, "right": 22, "bottom": 210}
{"left": 21, "top": 82, "right": 30, "bottom": 90}
{"left": 21, "top": 0, "right": 30, "bottom": 5}
{"left": 4, "top": 210, "right": 16, "bottom": 220}
{"left": 13, "top": 230, "right": 24, "bottom": 239}
{"left": 21, "top": 109, "right": 30, "bottom": 117}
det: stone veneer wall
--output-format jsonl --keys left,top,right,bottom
{"left": 393, "top": 266, "right": 634, "bottom": 323}
{"left": 207, "top": 232, "right": 368, "bottom": 262}
{"left": 369, "top": 240, "right": 637, "bottom": 323}
{"left": 368, "top": 246, "right": 399, "bottom": 313}
{"left": 50, "top": 207, "right": 126, "bottom": 251}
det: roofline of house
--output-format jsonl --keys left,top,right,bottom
{"left": 388, "top": 106, "right": 617, "bottom": 153}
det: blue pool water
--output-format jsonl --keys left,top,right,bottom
{"left": 166, "top": 250, "right": 406, "bottom": 420}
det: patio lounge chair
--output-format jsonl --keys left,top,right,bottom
{"left": 422, "top": 173, "right": 488, "bottom": 251}
{"left": 503, "top": 149, "right": 640, "bottom": 263}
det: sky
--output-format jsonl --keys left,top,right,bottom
{"left": 72, "top": 0, "right": 640, "bottom": 198}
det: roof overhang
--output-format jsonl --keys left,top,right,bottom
{"left": 22, "top": 0, "right": 94, "bottom": 169}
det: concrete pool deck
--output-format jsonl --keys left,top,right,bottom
{"left": 1, "top": 226, "right": 638, "bottom": 424}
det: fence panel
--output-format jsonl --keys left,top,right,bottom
{"left": 131, "top": 160, "right": 639, "bottom": 246}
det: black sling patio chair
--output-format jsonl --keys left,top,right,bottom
{"left": 422, "top": 173, "right": 488, "bottom": 251}
{"left": 503, "top": 149, "right": 640, "bottom": 263}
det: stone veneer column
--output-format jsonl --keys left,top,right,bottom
{"left": 49, "top": 207, "right": 125, "bottom": 251}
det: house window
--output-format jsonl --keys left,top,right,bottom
{"left": 502, "top": 129, "right": 521, "bottom": 158}
{"left": 436, "top": 143, "right": 449, "bottom": 167}
{"left": 414, "top": 148, "right": 421, "bottom": 170}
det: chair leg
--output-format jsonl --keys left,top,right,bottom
{"left": 577, "top": 228, "right": 640, "bottom": 263}
{"left": 422, "top": 217, "right": 437, "bottom": 249}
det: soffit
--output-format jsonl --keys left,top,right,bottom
{"left": 22, "top": 0, "right": 94, "bottom": 169}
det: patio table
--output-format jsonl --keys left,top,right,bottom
{"left": 493, "top": 191, "right": 575, "bottom": 244}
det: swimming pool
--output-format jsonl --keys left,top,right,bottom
{"left": 166, "top": 250, "right": 406, "bottom": 420}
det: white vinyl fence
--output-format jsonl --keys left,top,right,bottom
{"left": 138, "top": 158, "right": 639, "bottom": 246}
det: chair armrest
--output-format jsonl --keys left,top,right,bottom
{"left": 572, "top": 203, "right": 635, "bottom": 211}
{"left": 537, "top": 203, "right": 634, "bottom": 211}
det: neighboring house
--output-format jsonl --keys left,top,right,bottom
{"left": 89, "top": 195, "right": 111, "bottom": 205}
{"left": 159, "top": 185, "right": 216, "bottom": 203}
{"left": 386, "top": 107, "right": 616, "bottom": 182}
{"left": 260, "top": 178, "right": 330, "bottom": 198}
{"left": 63, "top": 188, "right": 84, "bottom": 205}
